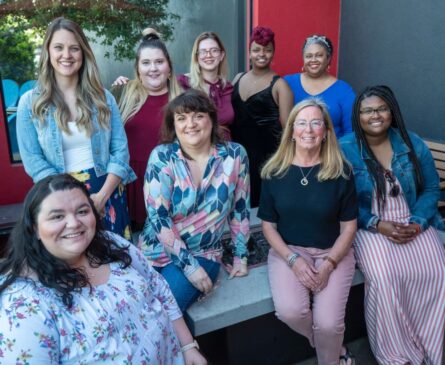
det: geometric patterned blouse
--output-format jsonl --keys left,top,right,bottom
{"left": 139, "top": 141, "right": 250, "bottom": 277}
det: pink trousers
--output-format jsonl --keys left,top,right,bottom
{"left": 268, "top": 246, "right": 356, "bottom": 365}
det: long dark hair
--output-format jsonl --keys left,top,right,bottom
{"left": 351, "top": 85, "right": 423, "bottom": 208}
{"left": 0, "top": 174, "right": 131, "bottom": 308}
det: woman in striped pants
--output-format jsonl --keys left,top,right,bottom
{"left": 340, "top": 85, "right": 445, "bottom": 365}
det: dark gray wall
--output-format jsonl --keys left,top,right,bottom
{"left": 338, "top": 0, "right": 445, "bottom": 142}
{"left": 96, "top": 0, "right": 246, "bottom": 87}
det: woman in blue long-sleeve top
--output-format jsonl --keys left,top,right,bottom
{"left": 284, "top": 35, "right": 355, "bottom": 139}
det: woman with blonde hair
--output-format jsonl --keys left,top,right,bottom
{"left": 17, "top": 17, "right": 135, "bottom": 239}
{"left": 112, "top": 28, "right": 181, "bottom": 229}
{"left": 178, "top": 31, "right": 234, "bottom": 140}
{"left": 259, "top": 98, "right": 357, "bottom": 364}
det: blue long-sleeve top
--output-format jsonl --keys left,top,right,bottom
{"left": 284, "top": 73, "right": 355, "bottom": 139}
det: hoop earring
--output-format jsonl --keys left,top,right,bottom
{"left": 322, "top": 136, "right": 326, "bottom": 142}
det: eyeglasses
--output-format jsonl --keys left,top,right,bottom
{"left": 197, "top": 48, "right": 221, "bottom": 57}
{"left": 293, "top": 119, "right": 325, "bottom": 130}
{"left": 359, "top": 106, "right": 390, "bottom": 116}
{"left": 384, "top": 170, "right": 400, "bottom": 197}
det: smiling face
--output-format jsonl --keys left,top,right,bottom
{"left": 36, "top": 188, "right": 96, "bottom": 266}
{"left": 138, "top": 47, "right": 171, "bottom": 95}
{"left": 303, "top": 43, "right": 330, "bottom": 78}
{"left": 49, "top": 29, "right": 83, "bottom": 81}
{"left": 249, "top": 41, "right": 274, "bottom": 69}
{"left": 174, "top": 111, "right": 213, "bottom": 151}
{"left": 292, "top": 106, "right": 326, "bottom": 155}
{"left": 197, "top": 38, "right": 224, "bottom": 74}
{"left": 359, "top": 95, "right": 392, "bottom": 138}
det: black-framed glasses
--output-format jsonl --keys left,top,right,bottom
{"left": 359, "top": 106, "right": 390, "bottom": 116}
{"left": 384, "top": 170, "right": 400, "bottom": 197}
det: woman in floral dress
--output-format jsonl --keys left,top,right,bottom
{"left": 0, "top": 174, "right": 206, "bottom": 365}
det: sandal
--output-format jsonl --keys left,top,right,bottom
{"left": 339, "top": 346, "right": 355, "bottom": 365}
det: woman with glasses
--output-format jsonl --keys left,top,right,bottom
{"left": 259, "top": 98, "right": 357, "bottom": 365}
{"left": 284, "top": 35, "right": 355, "bottom": 139}
{"left": 231, "top": 26, "right": 294, "bottom": 207}
{"left": 178, "top": 32, "right": 234, "bottom": 141}
{"left": 340, "top": 85, "right": 445, "bottom": 365}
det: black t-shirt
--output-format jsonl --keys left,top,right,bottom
{"left": 258, "top": 164, "right": 357, "bottom": 249}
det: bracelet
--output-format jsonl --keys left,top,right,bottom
{"left": 181, "top": 340, "right": 199, "bottom": 352}
{"left": 323, "top": 256, "right": 338, "bottom": 270}
{"left": 287, "top": 253, "right": 300, "bottom": 268}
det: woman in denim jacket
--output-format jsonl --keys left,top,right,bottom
{"left": 340, "top": 85, "right": 445, "bottom": 365}
{"left": 17, "top": 18, "right": 135, "bottom": 240}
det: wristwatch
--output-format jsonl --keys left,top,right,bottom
{"left": 368, "top": 218, "right": 380, "bottom": 234}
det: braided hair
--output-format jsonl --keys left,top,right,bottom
{"left": 351, "top": 85, "right": 423, "bottom": 209}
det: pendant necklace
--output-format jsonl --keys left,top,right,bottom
{"left": 298, "top": 165, "right": 316, "bottom": 186}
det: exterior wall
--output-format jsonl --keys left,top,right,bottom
{"left": 96, "top": 0, "right": 247, "bottom": 86}
{"left": 0, "top": 92, "right": 32, "bottom": 205}
{"left": 339, "top": 0, "right": 445, "bottom": 142}
{"left": 252, "top": 0, "right": 341, "bottom": 77}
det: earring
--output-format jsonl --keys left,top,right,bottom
{"left": 322, "top": 136, "right": 327, "bottom": 142}
{"left": 291, "top": 137, "right": 295, "bottom": 141}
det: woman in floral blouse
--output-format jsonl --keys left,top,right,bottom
{"left": 0, "top": 174, "right": 206, "bottom": 365}
{"left": 139, "top": 89, "right": 250, "bottom": 311}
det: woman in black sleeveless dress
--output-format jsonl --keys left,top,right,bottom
{"left": 231, "top": 26, "right": 293, "bottom": 207}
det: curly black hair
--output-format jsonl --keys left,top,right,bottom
{"left": 0, "top": 174, "right": 132, "bottom": 308}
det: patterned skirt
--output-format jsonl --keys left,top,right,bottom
{"left": 71, "top": 168, "right": 132, "bottom": 241}
{"left": 354, "top": 181, "right": 445, "bottom": 364}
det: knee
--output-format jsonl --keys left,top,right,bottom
{"left": 275, "top": 302, "right": 310, "bottom": 326}
{"left": 313, "top": 317, "right": 345, "bottom": 337}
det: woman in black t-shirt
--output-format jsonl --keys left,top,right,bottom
{"left": 258, "top": 98, "right": 357, "bottom": 365}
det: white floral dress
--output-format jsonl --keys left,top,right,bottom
{"left": 0, "top": 241, "right": 185, "bottom": 364}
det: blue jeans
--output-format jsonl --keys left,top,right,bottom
{"left": 155, "top": 257, "right": 221, "bottom": 312}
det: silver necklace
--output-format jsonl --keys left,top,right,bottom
{"left": 298, "top": 165, "right": 316, "bottom": 186}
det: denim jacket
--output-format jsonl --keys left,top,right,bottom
{"left": 340, "top": 128, "right": 444, "bottom": 231}
{"left": 17, "top": 88, "right": 136, "bottom": 184}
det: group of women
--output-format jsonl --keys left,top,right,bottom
{"left": 1, "top": 15, "right": 443, "bottom": 365}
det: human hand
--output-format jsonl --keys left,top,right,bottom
{"left": 112, "top": 76, "right": 129, "bottom": 86}
{"left": 89, "top": 193, "right": 106, "bottom": 218}
{"left": 187, "top": 267, "right": 213, "bottom": 294}
{"left": 314, "top": 260, "right": 334, "bottom": 293}
{"left": 377, "top": 221, "right": 418, "bottom": 244}
{"left": 291, "top": 257, "right": 319, "bottom": 290}
{"left": 183, "top": 348, "right": 207, "bottom": 365}
{"left": 227, "top": 260, "right": 248, "bottom": 279}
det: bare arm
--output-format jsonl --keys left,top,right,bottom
{"left": 172, "top": 318, "right": 207, "bottom": 365}
{"left": 316, "top": 219, "right": 356, "bottom": 291}
{"left": 90, "top": 173, "right": 121, "bottom": 215}
{"left": 232, "top": 72, "right": 244, "bottom": 85}
{"left": 272, "top": 78, "right": 294, "bottom": 127}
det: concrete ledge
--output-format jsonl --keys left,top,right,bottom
{"left": 185, "top": 265, "right": 273, "bottom": 336}
{"left": 186, "top": 264, "right": 366, "bottom": 336}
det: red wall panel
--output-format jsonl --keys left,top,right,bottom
{"left": 0, "top": 95, "right": 32, "bottom": 205}
{"left": 252, "top": 0, "right": 341, "bottom": 77}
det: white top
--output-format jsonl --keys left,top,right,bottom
{"left": 61, "top": 121, "right": 94, "bottom": 172}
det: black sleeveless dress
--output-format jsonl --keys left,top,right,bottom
{"left": 231, "top": 74, "right": 282, "bottom": 207}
